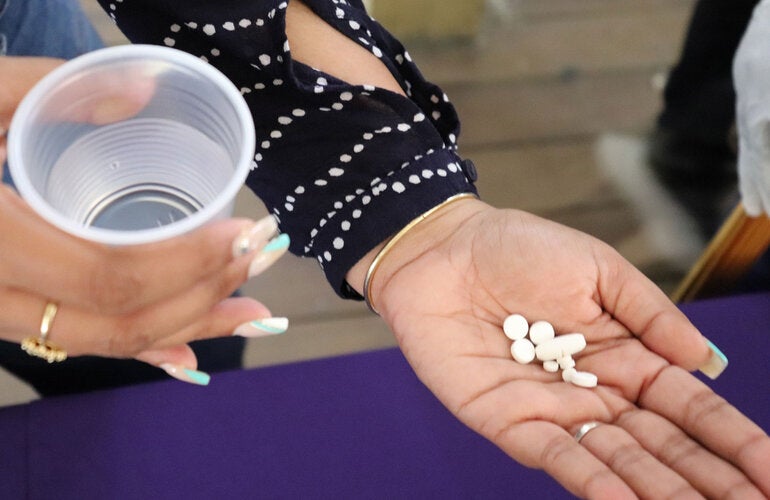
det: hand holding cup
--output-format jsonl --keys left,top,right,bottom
{"left": 0, "top": 46, "right": 285, "bottom": 384}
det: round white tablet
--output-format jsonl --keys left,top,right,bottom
{"left": 510, "top": 338, "right": 536, "bottom": 364}
{"left": 542, "top": 360, "right": 560, "bottom": 373}
{"left": 557, "top": 355, "right": 575, "bottom": 370}
{"left": 528, "top": 320, "right": 555, "bottom": 345}
{"left": 503, "top": 314, "right": 529, "bottom": 341}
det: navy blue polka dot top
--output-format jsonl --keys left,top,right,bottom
{"left": 97, "top": 0, "right": 478, "bottom": 298}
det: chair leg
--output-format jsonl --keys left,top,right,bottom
{"left": 671, "top": 204, "right": 770, "bottom": 302}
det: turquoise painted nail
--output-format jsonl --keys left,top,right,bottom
{"left": 248, "top": 234, "right": 290, "bottom": 278}
{"left": 160, "top": 364, "right": 211, "bottom": 386}
{"left": 234, "top": 317, "right": 289, "bottom": 337}
{"left": 183, "top": 368, "right": 211, "bottom": 386}
{"left": 263, "top": 233, "right": 290, "bottom": 252}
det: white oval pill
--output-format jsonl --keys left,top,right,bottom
{"left": 562, "top": 367, "right": 576, "bottom": 382}
{"left": 535, "top": 333, "right": 587, "bottom": 361}
{"left": 511, "top": 338, "right": 536, "bottom": 364}
{"left": 528, "top": 320, "right": 555, "bottom": 345}
{"left": 503, "top": 314, "right": 529, "bottom": 341}
{"left": 558, "top": 355, "right": 575, "bottom": 370}
{"left": 543, "top": 360, "right": 560, "bottom": 373}
{"left": 570, "top": 370, "right": 598, "bottom": 388}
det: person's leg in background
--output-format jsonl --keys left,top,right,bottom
{"left": 596, "top": 0, "right": 770, "bottom": 288}
{"left": 650, "top": 0, "right": 770, "bottom": 293}
{"left": 0, "top": 0, "right": 103, "bottom": 59}
{"left": 1, "top": 0, "right": 104, "bottom": 186}
{"left": 650, "top": 0, "right": 760, "bottom": 239}
{"left": 0, "top": 0, "right": 245, "bottom": 396}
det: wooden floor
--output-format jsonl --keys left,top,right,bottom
{"left": 1, "top": 0, "right": 699, "bottom": 405}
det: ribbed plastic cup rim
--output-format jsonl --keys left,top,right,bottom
{"left": 7, "top": 44, "right": 255, "bottom": 246}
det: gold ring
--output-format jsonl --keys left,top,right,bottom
{"left": 574, "top": 421, "right": 601, "bottom": 443}
{"left": 21, "top": 302, "right": 67, "bottom": 363}
{"left": 39, "top": 302, "right": 58, "bottom": 339}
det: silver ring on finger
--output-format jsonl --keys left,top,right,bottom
{"left": 574, "top": 421, "right": 602, "bottom": 443}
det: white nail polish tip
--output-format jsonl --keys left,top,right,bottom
{"left": 232, "top": 216, "right": 279, "bottom": 257}
{"left": 234, "top": 317, "right": 289, "bottom": 337}
{"left": 699, "top": 339, "right": 728, "bottom": 380}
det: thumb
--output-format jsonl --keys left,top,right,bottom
{"left": 600, "top": 255, "right": 728, "bottom": 379}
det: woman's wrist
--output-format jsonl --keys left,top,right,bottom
{"left": 345, "top": 196, "right": 488, "bottom": 314}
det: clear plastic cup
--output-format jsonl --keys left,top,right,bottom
{"left": 7, "top": 44, "right": 255, "bottom": 245}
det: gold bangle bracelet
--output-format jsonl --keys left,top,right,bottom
{"left": 363, "top": 192, "right": 478, "bottom": 315}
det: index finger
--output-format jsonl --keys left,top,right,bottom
{"left": 0, "top": 187, "right": 277, "bottom": 314}
{"left": 596, "top": 248, "right": 720, "bottom": 376}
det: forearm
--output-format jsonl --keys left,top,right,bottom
{"left": 285, "top": 1, "right": 404, "bottom": 96}
{"left": 99, "top": 0, "right": 478, "bottom": 298}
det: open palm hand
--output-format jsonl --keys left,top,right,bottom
{"left": 375, "top": 201, "right": 770, "bottom": 499}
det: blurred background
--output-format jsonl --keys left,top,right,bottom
{"left": 1, "top": 0, "right": 702, "bottom": 405}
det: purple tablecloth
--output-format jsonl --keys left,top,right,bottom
{"left": 1, "top": 293, "right": 768, "bottom": 499}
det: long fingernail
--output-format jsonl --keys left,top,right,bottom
{"left": 232, "top": 215, "right": 279, "bottom": 258}
{"left": 160, "top": 364, "right": 211, "bottom": 386}
{"left": 233, "top": 317, "right": 289, "bottom": 337}
{"left": 699, "top": 339, "right": 728, "bottom": 380}
{"left": 248, "top": 233, "right": 290, "bottom": 278}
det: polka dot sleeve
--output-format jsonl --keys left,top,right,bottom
{"left": 98, "top": 0, "right": 478, "bottom": 298}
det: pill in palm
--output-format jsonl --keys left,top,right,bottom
{"left": 503, "top": 314, "right": 529, "bottom": 340}
{"left": 499, "top": 314, "right": 598, "bottom": 388}
{"left": 558, "top": 355, "right": 576, "bottom": 370}
{"left": 535, "top": 333, "right": 587, "bottom": 361}
{"left": 528, "top": 320, "right": 555, "bottom": 345}
{"left": 543, "top": 360, "right": 560, "bottom": 372}
{"left": 511, "top": 338, "right": 536, "bottom": 364}
{"left": 570, "top": 370, "right": 598, "bottom": 388}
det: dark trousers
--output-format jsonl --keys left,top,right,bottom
{"left": 658, "top": 0, "right": 759, "bottom": 147}
{"left": 0, "top": 337, "right": 245, "bottom": 396}
{"left": 656, "top": 0, "right": 770, "bottom": 292}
